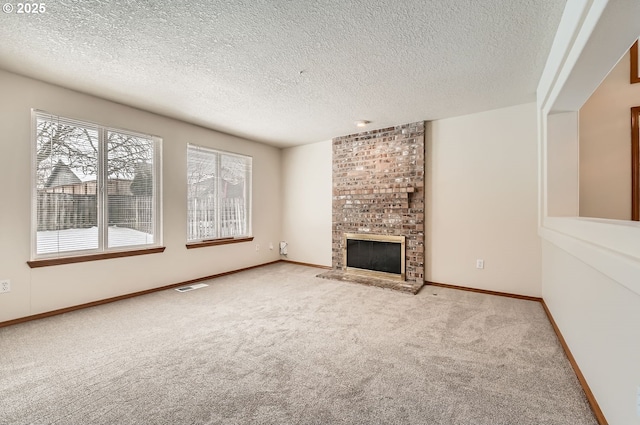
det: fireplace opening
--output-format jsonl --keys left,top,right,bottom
{"left": 344, "top": 233, "right": 405, "bottom": 281}
{"left": 347, "top": 240, "right": 401, "bottom": 274}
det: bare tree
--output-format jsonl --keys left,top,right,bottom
{"left": 106, "top": 130, "right": 154, "bottom": 179}
{"left": 36, "top": 118, "right": 153, "bottom": 188}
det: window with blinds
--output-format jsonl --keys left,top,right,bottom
{"left": 32, "top": 110, "right": 162, "bottom": 259}
{"left": 187, "top": 144, "right": 252, "bottom": 242}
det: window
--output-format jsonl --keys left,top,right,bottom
{"left": 32, "top": 111, "right": 162, "bottom": 260}
{"left": 187, "top": 144, "right": 252, "bottom": 242}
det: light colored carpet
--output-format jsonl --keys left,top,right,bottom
{"left": 0, "top": 262, "right": 597, "bottom": 425}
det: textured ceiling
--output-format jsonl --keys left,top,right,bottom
{"left": 0, "top": 0, "right": 566, "bottom": 147}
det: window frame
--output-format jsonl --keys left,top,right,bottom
{"left": 186, "top": 143, "right": 252, "bottom": 247}
{"left": 29, "top": 110, "right": 163, "bottom": 265}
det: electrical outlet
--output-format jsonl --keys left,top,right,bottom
{"left": 476, "top": 259, "right": 484, "bottom": 269}
{"left": 255, "top": 243, "right": 260, "bottom": 251}
{"left": 269, "top": 242, "right": 273, "bottom": 250}
{"left": 0, "top": 280, "right": 10, "bottom": 293}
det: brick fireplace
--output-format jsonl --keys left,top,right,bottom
{"left": 319, "top": 121, "right": 425, "bottom": 293}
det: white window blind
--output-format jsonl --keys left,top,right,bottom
{"left": 32, "top": 111, "right": 162, "bottom": 258}
{"left": 187, "top": 144, "right": 252, "bottom": 242}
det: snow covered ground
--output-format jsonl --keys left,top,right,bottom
{"left": 37, "top": 226, "right": 154, "bottom": 254}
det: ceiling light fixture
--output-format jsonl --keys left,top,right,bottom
{"left": 355, "top": 120, "right": 371, "bottom": 127}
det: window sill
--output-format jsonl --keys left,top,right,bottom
{"left": 27, "top": 247, "right": 166, "bottom": 268}
{"left": 186, "top": 237, "right": 254, "bottom": 249}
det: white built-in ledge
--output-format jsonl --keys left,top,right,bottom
{"left": 540, "top": 217, "right": 640, "bottom": 297}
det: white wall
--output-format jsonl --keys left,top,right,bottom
{"left": 426, "top": 103, "right": 541, "bottom": 297}
{"left": 542, "top": 239, "right": 640, "bottom": 424}
{"left": 281, "top": 140, "right": 332, "bottom": 266}
{"left": 579, "top": 51, "right": 640, "bottom": 220}
{"left": 539, "top": 0, "right": 640, "bottom": 423}
{"left": 0, "top": 70, "right": 282, "bottom": 323}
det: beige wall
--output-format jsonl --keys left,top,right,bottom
{"left": 281, "top": 104, "right": 542, "bottom": 296}
{"left": 579, "top": 51, "right": 640, "bottom": 220}
{"left": 281, "top": 141, "right": 332, "bottom": 266}
{"left": 0, "top": 70, "right": 282, "bottom": 323}
{"left": 426, "top": 103, "right": 541, "bottom": 297}
{"left": 546, "top": 112, "right": 580, "bottom": 217}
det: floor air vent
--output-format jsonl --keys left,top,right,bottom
{"left": 175, "top": 283, "right": 209, "bottom": 292}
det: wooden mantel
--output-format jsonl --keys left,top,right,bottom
{"left": 334, "top": 186, "right": 415, "bottom": 196}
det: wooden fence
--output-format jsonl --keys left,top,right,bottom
{"left": 108, "top": 195, "right": 153, "bottom": 234}
{"left": 37, "top": 192, "right": 153, "bottom": 233}
{"left": 37, "top": 193, "right": 96, "bottom": 231}
{"left": 188, "top": 196, "right": 246, "bottom": 240}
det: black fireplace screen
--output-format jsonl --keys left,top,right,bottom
{"left": 346, "top": 239, "right": 402, "bottom": 275}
